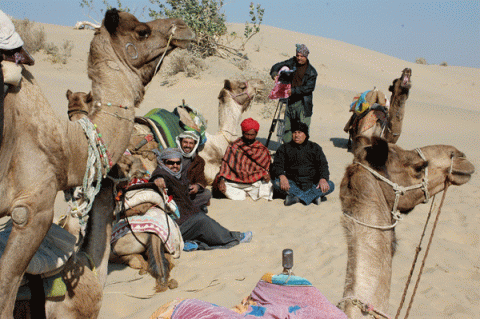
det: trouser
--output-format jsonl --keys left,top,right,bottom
{"left": 179, "top": 213, "right": 242, "bottom": 250}
{"left": 273, "top": 178, "right": 335, "bottom": 205}
{"left": 283, "top": 100, "right": 311, "bottom": 143}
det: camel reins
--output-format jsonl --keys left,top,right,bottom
{"left": 343, "top": 148, "right": 430, "bottom": 230}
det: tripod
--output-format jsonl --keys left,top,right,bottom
{"left": 266, "top": 98, "right": 288, "bottom": 148}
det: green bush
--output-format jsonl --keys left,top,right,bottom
{"left": 149, "top": 0, "right": 227, "bottom": 57}
{"left": 440, "top": 61, "right": 448, "bottom": 67}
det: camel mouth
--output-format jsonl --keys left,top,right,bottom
{"left": 402, "top": 76, "right": 410, "bottom": 86}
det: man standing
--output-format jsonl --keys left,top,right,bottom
{"left": 270, "top": 44, "right": 317, "bottom": 143}
{"left": 214, "top": 118, "right": 273, "bottom": 201}
{"left": 271, "top": 121, "right": 334, "bottom": 206}
{"left": 150, "top": 148, "right": 252, "bottom": 251}
{"left": 176, "top": 131, "right": 211, "bottom": 213}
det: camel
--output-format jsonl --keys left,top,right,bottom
{"left": 338, "top": 136, "right": 475, "bottom": 318}
{"left": 66, "top": 92, "right": 178, "bottom": 292}
{"left": 14, "top": 177, "right": 115, "bottom": 318}
{"left": 346, "top": 68, "right": 412, "bottom": 149}
{"left": 0, "top": 8, "right": 194, "bottom": 318}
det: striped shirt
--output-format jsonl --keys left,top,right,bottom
{"left": 218, "top": 138, "right": 271, "bottom": 184}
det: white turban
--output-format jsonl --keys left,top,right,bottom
{"left": 176, "top": 131, "right": 200, "bottom": 158}
{"left": 0, "top": 10, "right": 24, "bottom": 50}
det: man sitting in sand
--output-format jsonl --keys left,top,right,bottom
{"left": 150, "top": 148, "right": 252, "bottom": 251}
{"left": 176, "top": 130, "right": 211, "bottom": 214}
{"left": 271, "top": 121, "right": 334, "bottom": 206}
{"left": 214, "top": 118, "right": 273, "bottom": 201}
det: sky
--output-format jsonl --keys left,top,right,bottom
{"left": 2, "top": 0, "right": 479, "bottom": 68}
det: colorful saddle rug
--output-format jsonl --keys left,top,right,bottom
{"left": 356, "top": 108, "right": 387, "bottom": 133}
{"left": 150, "top": 272, "right": 347, "bottom": 319}
{"left": 111, "top": 207, "right": 184, "bottom": 258}
{"left": 143, "top": 105, "right": 207, "bottom": 150}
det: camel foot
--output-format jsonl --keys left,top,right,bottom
{"left": 168, "top": 279, "right": 178, "bottom": 290}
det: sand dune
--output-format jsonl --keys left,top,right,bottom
{"left": 23, "top": 22, "right": 480, "bottom": 318}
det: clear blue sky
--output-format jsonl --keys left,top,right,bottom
{"left": 2, "top": 0, "right": 479, "bottom": 68}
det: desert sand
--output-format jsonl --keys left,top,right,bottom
{"left": 20, "top": 21, "right": 480, "bottom": 318}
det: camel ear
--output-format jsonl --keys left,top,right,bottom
{"left": 224, "top": 79, "right": 232, "bottom": 91}
{"left": 66, "top": 89, "right": 72, "bottom": 100}
{"left": 86, "top": 92, "right": 93, "bottom": 103}
{"left": 365, "top": 137, "right": 389, "bottom": 168}
{"left": 104, "top": 8, "right": 120, "bottom": 35}
{"left": 388, "top": 80, "right": 396, "bottom": 92}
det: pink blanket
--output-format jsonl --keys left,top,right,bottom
{"left": 153, "top": 273, "right": 347, "bottom": 319}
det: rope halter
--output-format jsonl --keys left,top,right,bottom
{"left": 229, "top": 82, "right": 254, "bottom": 106}
{"left": 343, "top": 148, "right": 430, "bottom": 230}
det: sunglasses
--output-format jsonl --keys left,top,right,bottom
{"left": 164, "top": 160, "right": 181, "bottom": 166}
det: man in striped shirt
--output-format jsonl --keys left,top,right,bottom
{"left": 214, "top": 118, "right": 273, "bottom": 201}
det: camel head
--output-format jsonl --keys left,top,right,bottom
{"left": 218, "top": 79, "right": 266, "bottom": 113}
{"left": 389, "top": 67, "right": 412, "bottom": 93}
{"left": 66, "top": 90, "right": 93, "bottom": 121}
{"left": 88, "top": 9, "right": 195, "bottom": 92}
{"left": 349, "top": 136, "right": 474, "bottom": 212}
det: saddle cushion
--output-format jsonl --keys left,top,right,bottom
{"left": 1, "top": 60, "right": 22, "bottom": 86}
{"left": 0, "top": 221, "right": 76, "bottom": 276}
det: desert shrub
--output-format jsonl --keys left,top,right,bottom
{"left": 149, "top": 0, "right": 227, "bottom": 58}
{"left": 148, "top": 0, "right": 264, "bottom": 58}
{"left": 164, "top": 50, "right": 207, "bottom": 77}
{"left": 12, "top": 18, "right": 46, "bottom": 53}
{"left": 44, "top": 40, "right": 74, "bottom": 64}
{"left": 80, "top": 0, "right": 132, "bottom": 25}
{"left": 440, "top": 61, "right": 448, "bottom": 67}
{"left": 415, "top": 57, "right": 427, "bottom": 65}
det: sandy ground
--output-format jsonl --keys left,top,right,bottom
{"left": 17, "top": 20, "right": 480, "bottom": 318}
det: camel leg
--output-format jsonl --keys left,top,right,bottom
{"left": 148, "top": 235, "right": 177, "bottom": 292}
{"left": 110, "top": 253, "right": 150, "bottom": 275}
{"left": 0, "top": 204, "right": 53, "bottom": 319}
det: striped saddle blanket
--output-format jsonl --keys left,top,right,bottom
{"left": 142, "top": 105, "right": 207, "bottom": 150}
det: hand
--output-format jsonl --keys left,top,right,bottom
{"left": 189, "top": 184, "right": 200, "bottom": 195}
{"left": 263, "top": 173, "right": 271, "bottom": 183}
{"left": 154, "top": 178, "right": 166, "bottom": 191}
{"left": 317, "top": 179, "right": 330, "bottom": 193}
{"left": 218, "top": 178, "right": 226, "bottom": 194}
{"left": 279, "top": 175, "right": 290, "bottom": 192}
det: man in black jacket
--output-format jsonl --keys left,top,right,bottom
{"left": 271, "top": 122, "right": 334, "bottom": 206}
{"left": 270, "top": 44, "right": 317, "bottom": 143}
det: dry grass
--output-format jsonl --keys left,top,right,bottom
{"left": 415, "top": 57, "right": 428, "bottom": 65}
{"left": 12, "top": 18, "right": 46, "bottom": 53}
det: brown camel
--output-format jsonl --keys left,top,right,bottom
{"left": 66, "top": 91, "right": 177, "bottom": 292}
{"left": 14, "top": 177, "right": 115, "bottom": 318}
{"left": 346, "top": 68, "right": 412, "bottom": 149}
{"left": 339, "top": 136, "right": 475, "bottom": 318}
{"left": 0, "top": 8, "right": 194, "bottom": 318}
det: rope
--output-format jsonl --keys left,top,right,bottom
{"left": 394, "top": 194, "right": 437, "bottom": 319}
{"left": 338, "top": 296, "right": 392, "bottom": 319}
{"left": 66, "top": 118, "right": 108, "bottom": 226}
{"left": 402, "top": 182, "right": 450, "bottom": 319}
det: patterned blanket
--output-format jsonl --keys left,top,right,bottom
{"left": 150, "top": 273, "right": 347, "bottom": 319}
{"left": 111, "top": 207, "right": 184, "bottom": 258}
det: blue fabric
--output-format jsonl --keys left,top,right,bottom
{"left": 273, "top": 178, "right": 335, "bottom": 205}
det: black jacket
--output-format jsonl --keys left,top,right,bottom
{"left": 270, "top": 57, "right": 318, "bottom": 117}
{"left": 271, "top": 140, "right": 330, "bottom": 190}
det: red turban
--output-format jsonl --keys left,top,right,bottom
{"left": 241, "top": 118, "right": 260, "bottom": 132}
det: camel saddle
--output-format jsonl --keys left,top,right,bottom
{"left": 0, "top": 220, "right": 77, "bottom": 299}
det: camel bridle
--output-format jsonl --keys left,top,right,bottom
{"left": 229, "top": 82, "right": 255, "bottom": 107}
{"left": 343, "top": 148, "right": 430, "bottom": 230}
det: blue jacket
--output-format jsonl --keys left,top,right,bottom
{"left": 270, "top": 57, "right": 318, "bottom": 117}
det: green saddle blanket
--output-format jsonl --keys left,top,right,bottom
{"left": 144, "top": 105, "right": 207, "bottom": 150}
